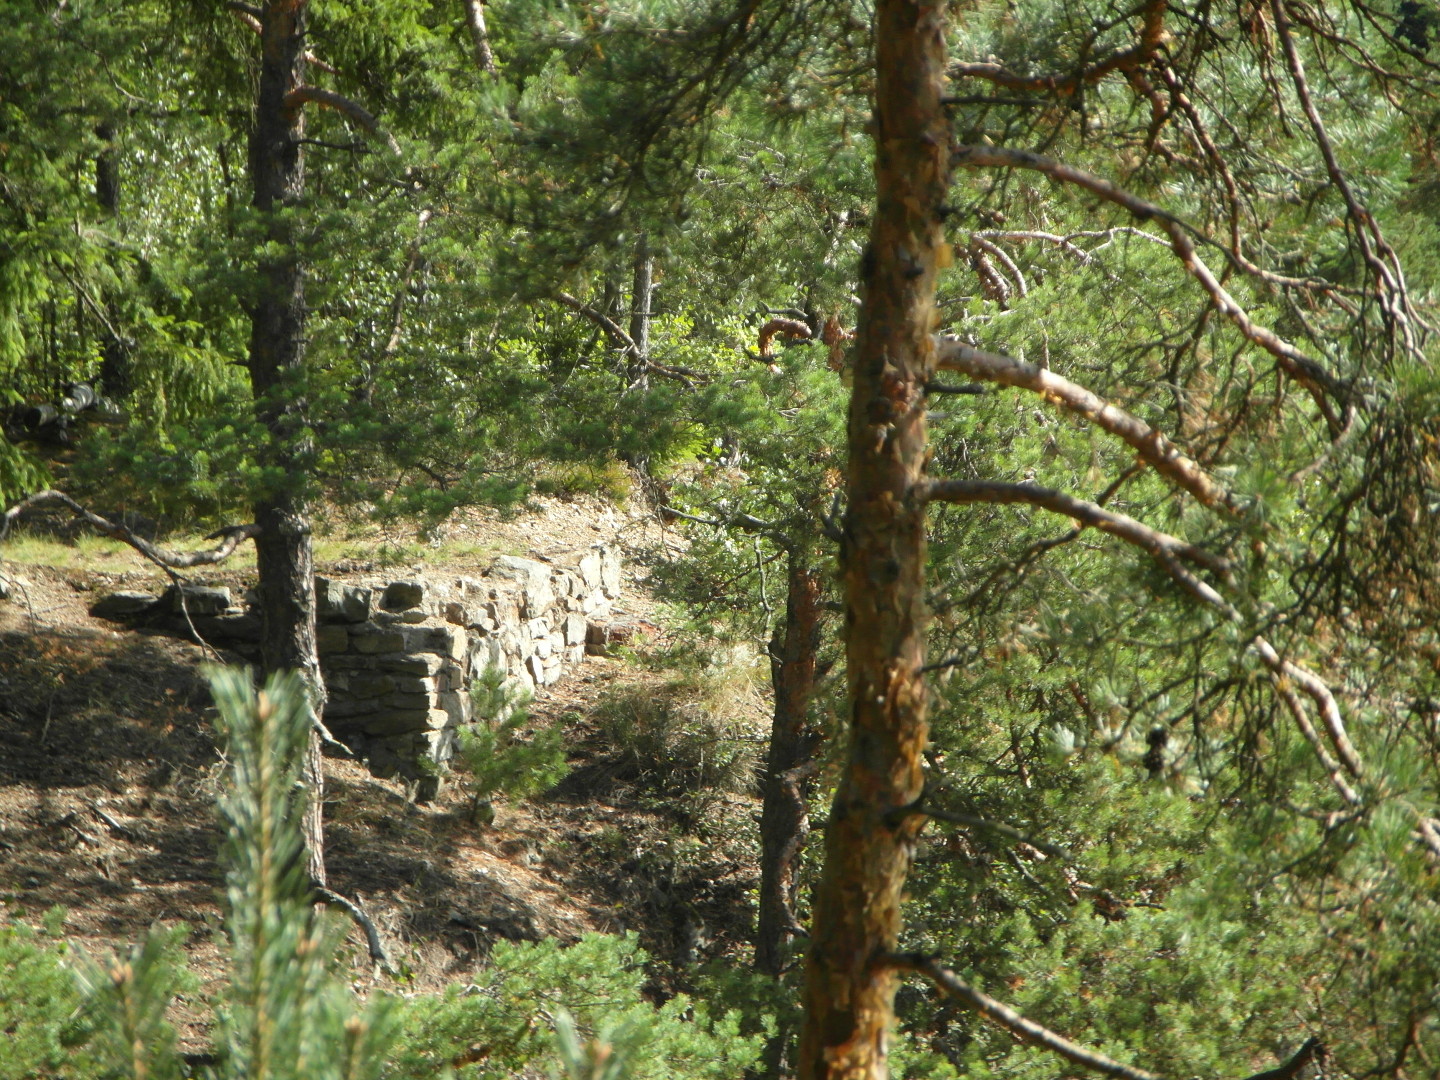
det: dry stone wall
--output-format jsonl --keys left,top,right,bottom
{"left": 89, "top": 546, "right": 623, "bottom": 791}
{"left": 313, "top": 548, "right": 621, "bottom": 783}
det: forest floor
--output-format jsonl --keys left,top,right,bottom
{"left": 0, "top": 494, "right": 770, "bottom": 1053}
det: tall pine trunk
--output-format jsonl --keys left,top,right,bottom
{"left": 796, "top": 2, "right": 951, "bottom": 1077}
{"left": 248, "top": 0, "right": 326, "bottom": 887}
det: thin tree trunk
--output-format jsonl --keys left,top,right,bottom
{"left": 757, "top": 553, "right": 822, "bottom": 977}
{"left": 463, "top": 0, "right": 498, "bottom": 79}
{"left": 249, "top": 0, "right": 327, "bottom": 888}
{"left": 628, "top": 233, "right": 653, "bottom": 389}
{"left": 94, "top": 119, "right": 131, "bottom": 400}
{"left": 757, "top": 553, "right": 823, "bottom": 1080}
{"left": 795, "top": 2, "right": 951, "bottom": 1078}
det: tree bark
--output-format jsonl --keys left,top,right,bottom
{"left": 94, "top": 119, "right": 131, "bottom": 401}
{"left": 757, "top": 553, "right": 823, "bottom": 1079}
{"left": 796, "top": 1, "right": 951, "bottom": 1077}
{"left": 248, "top": 0, "right": 326, "bottom": 888}
{"left": 628, "top": 233, "right": 654, "bottom": 389}
{"left": 757, "top": 553, "right": 823, "bottom": 978}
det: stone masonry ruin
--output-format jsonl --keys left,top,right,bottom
{"left": 90, "top": 546, "right": 623, "bottom": 789}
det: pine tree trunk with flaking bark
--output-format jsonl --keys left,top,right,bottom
{"left": 757, "top": 553, "right": 823, "bottom": 978}
{"left": 796, "top": 2, "right": 951, "bottom": 1078}
{"left": 249, "top": 0, "right": 327, "bottom": 888}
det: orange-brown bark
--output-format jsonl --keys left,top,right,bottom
{"left": 795, "top": 2, "right": 951, "bottom": 1077}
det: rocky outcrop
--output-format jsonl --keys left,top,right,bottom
{"left": 89, "top": 546, "right": 623, "bottom": 789}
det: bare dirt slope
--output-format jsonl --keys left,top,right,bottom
{"left": 0, "top": 496, "right": 764, "bottom": 1051}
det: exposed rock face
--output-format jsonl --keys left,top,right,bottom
{"left": 89, "top": 545, "right": 624, "bottom": 789}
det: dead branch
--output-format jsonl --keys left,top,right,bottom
{"left": 554, "top": 292, "right": 706, "bottom": 385}
{"left": 894, "top": 803, "right": 1073, "bottom": 861}
{"left": 662, "top": 505, "right": 788, "bottom": 545}
{"left": 758, "top": 317, "right": 813, "bottom": 358}
{"left": 888, "top": 952, "right": 1163, "bottom": 1080}
{"left": 378, "top": 209, "right": 433, "bottom": 364}
{"left": 282, "top": 87, "right": 399, "bottom": 154}
{"left": 2, "top": 490, "right": 261, "bottom": 567}
{"left": 1270, "top": 0, "right": 1427, "bottom": 350}
{"left": 935, "top": 340, "right": 1241, "bottom": 514}
{"left": 948, "top": 0, "right": 1168, "bottom": 97}
{"left": 950, "top": 144, "right": 1348, "bottom": 434}
{"left": 1238, "top": 1037, "right": 1327, "bottom": 1080}
{"left": 970, "top": 236, "right": 1028, "bottom": 298}
{"left": 312, "top": 884, "right": 392, "bottom": 971}
{"left": 892, "top": 953, "right": 1326, "bottom": 1080}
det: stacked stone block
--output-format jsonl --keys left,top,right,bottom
{"left": 314, "top": 547, "right": 621, "bottom": 781}
{"left": 88, "top": 545, "right": 622, "bottom": 788}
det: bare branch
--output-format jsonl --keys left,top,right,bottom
{"left": 894, "top": 803, "right": 1073, "bottom": 860}
{"left": 920, "top": 478, "right": 1231, "bottom": 579}
{"left": 970, "top": 236, "right": 1028, "bottom": 297}
{"left": 555, "top": 292, "right": 706, "bottom": 386}
{"left": 888, "top": 953, "right": 1163, "bottom": 1080}
{"left": 283, "top": 87, "right": 399, "bottom": 154}
{"left": 311, "top": 885, "right": 393, "bottom": 972}
{"left": 935, "top": 340, "right": 1242, "bottom": 514}
{"left": 663, "top": 505, "right": 791, "bottom": 549}
{"left": 1270, "top": 0, "right": 1426, "bottom": 352}
{"left": 378, "top": 209, "right": 433, "bottom": 363}
{"left": 758, "top": 317, "right": 813, "bottom": 358}
{"left": 3, "top": 490, "right": 260, "bottom": 567}
{"left": 920, "top": 476, "right": 1368, "bottom": 809}
{"left": 1239, "top": 1037, "right": 1327, "bottom": 1080}
{"left": 555, "top": 291, "right": 642, "bottom": 359}
{"left": 463, "top": 0, "right": 499, "bottom": 79}
{"left": 950, "top": 144, "right": 1348, "bottom": 433}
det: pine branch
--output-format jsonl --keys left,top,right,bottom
{"left": 554, "top": 292, "right": 706, "bottom": 385}
{"left": 919, "top": 478, "right": 1231, "bottom": 579}
{"left": 556, "top": 291, "right": 643, "bottom": 358}
{"left": 948, "top": 0, "right": 1168, "bottom": 96}
{"left": 950, "top": 144, "right": 1348, "bottom": 434}
{"left": 282, "top": 87, "right": 399, "bottom": 154}
{"left": 2, "top": 490, "right": 260, "bottom": 567}
{"left": 919, "top": 477, "right": 1367, "bottom": 812}
{"left": 312, "top": 885, "right": 392, "bottom": 972}
{"left": 757, "top": 317, "right": 813, "bottom": 357}
{"left": 934, "top": 340, "right": 1242, "bottom": 514}
{"left": 887, "top": 952, "right": 1163, "bottom": 1080}
{"left": 1269, "top": 0, "right": 1428, "bottom": 348}
{"left": 893, "top": 954, "right": 1329, "bottom": 1080}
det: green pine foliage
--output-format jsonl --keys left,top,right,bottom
{"left": 387, "top": 933, "right": 762, "bottom": 1080}
{"left": 0, "top": 907, "right": 92, "bottom": 1080}
{"left": 453, "top": 667, "right": 570, "bottom": 823}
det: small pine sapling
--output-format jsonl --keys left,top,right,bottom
{"left": 454, "top": 667, "right": 570, "bottom": 825}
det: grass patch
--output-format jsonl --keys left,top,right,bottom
{"left": 594, "top": 647, "right": 766, "bottom": 796}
